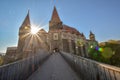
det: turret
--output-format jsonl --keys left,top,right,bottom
{"left": 17, "top": 11, "right": 31, "bottom": 53}
{"left": 49, "top": 6, "right": 62, "bottom": 31}
{"left": 81, "top": 33, "right": 86, "bottom": 39}
{"left": 89, "top": 31, "right": 95, "bottom": 41}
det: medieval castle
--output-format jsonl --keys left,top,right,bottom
{"left": 6, "top": 6, "right": 98, "bottom": 58}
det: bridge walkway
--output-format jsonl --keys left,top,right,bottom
{"left": 27, "top": 53, "right": 81, "bottom": 80}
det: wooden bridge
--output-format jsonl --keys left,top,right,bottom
{"left": 0, "top": 51, "right": 120, "bottom": 80}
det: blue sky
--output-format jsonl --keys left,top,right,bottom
{"left": 0, "top": 0, "right": 120, "bottom": 53}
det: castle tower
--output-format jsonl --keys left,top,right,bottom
{"left": 81, "top": 33, "right": 86, "bottom": 40}
{"left": 17, "top": 11, "right": 31, "bottom": 53}
{"left": 89, "top": 31, "right": 95, "bottom": 41}
{"left": 49, "top": 6, "right": 63, "bottom": 31}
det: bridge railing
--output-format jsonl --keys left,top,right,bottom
{"left": 61, "top": 52, "right": 120, "bottom": 80}
{"left": 0, "top": 50, "right": 50, "bottom": 80}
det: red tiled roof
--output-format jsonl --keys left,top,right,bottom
{"left": 62, "top": 25, "right": 81, "bottom": 35}
{"left": 51, "top": 6, "right": 61, "bottom": 22}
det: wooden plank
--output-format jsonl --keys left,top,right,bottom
{"left": 88, "top": 62, "right": 95, "bottom": 80}
{"left": 101, "top": 67, "right": 107, "bottom": 80}
{"left": 104, "top": 68, "right": 111, "bottom": 80}
{"left": 90, "top": 63, "right": 96, "bottom": 80}
{"left": 114, "top": 72, "right": 120, "bottom": 80}
{"left": 98, "top": 66, "right": 102, "bottom": 80}
{"left": 109, "top": 70, "right": 116, "bottom": 80}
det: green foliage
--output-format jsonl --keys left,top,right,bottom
{"left": 88, "top": 41, "right": 120, "bottom": 67}
{"left": 96, "top": 42, "right": 120, "bottom": 66}
{"left": 88, "top": 46, "right": 101, "bottom": 61}
{"left": 88, "top": 45, "right": 113, "bottom": 64}
{"left": 101, "top": 47, "right": 113, "bottom": 59}
{"left": 110, "top": 46, "right": 120, "bottom": 67}
{"left": 103, "top": 42, "right": 120, "bottom": 51}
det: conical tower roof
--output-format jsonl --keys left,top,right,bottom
{"left": 51, "top": 6, "right": 61, "bottom": 22}
{"left": 81, "top": 33, "right": 85, "bottom": 37}
{"left": 20, "top": 11, "right": 31, "bottom": 28}
{"left": 90, "top": 31, "right": 94, "bottom": 35}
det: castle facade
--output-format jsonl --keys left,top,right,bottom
{"left": 17, "top": 6, "right": 98, "bottom": 57}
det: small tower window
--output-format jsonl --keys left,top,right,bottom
{"left": 53, "top": 33, "right": 58, "bottom": 40}
{"left": 25, "top": 26, "right": 28, "bottom": 29}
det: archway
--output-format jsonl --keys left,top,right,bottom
{"left": 53, "top": 48, "right": 59, "bottom": 52}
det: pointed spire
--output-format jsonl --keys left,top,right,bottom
{"left": 89, "top": 31, "right": 95, "bottom": 41}
{"left": 51, "top": 6, "right": 61, "bottom": 22}
{"left": 27, "top": 9, "right": 30, "bottom": 16}
{"left": 81, "top": 33, "right": 84, "bottom": 37}
{"left": 90, "top": 31, "right": 94, "bottom": 35}
{"left": 81, "top": 33, "right": 86, "bottom": 39}
{"left": 20, "top": 10, "right": 31, "bottom": 28}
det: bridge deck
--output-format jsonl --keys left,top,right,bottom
{"left": 27, "top": 53, "right": 81, "bottom": 80}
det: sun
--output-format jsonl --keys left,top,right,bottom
{"left": 31, "top": 27, "right": 38, "bottom": 34}
{"left": 31, "top": 24, "right": 40, "bottom": 34}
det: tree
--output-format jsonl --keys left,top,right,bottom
{"left": 110, "top": 46, "right": 120, "bottom": 67}
{"left": 101, "top": 47, "right": 113, "bottom": 59}
{"left": 88, "top": 46, "right": 101, "bottom": 61}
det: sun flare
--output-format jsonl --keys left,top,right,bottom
{"left": 31, "top": 25, "right": 40, "bottom": 34}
